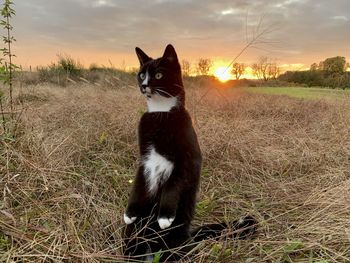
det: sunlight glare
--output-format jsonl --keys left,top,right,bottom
{"left": 214, "top": 66, "right": 232, "bottom": 82}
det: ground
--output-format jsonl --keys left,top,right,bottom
{"left": 1, "top": 80, "right": 350, "bottom": 262}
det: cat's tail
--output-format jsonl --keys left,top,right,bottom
{"left": 190, "top": 216, "right": 257, "bottom": 242}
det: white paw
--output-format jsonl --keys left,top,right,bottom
{"left": 158, "top": 217, "right": 175, "bottom": 230}
{"left": 123, "top": 213, "right": 137, "bottom": 224}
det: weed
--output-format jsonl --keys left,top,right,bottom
{"left": 0, "top": 0, "right": 19, "bottom": 135}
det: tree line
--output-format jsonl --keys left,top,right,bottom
{"left": 279, "top": 56, "right": 350, "bottom": 89}
{"left": 181, "top": 56, "right": 281, "bottom": 81}
{"left": 182, "top": 55, "right": 350, "bottom": 89}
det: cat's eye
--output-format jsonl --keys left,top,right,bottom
{"left": 155, "top": 73, "right": 163, "bottom": 80}
{"left": 139, "top": 73, "right": 146, "bottom": 80}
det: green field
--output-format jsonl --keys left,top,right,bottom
{"left": 246, "top": 86, "right": 350, "bottom": 100}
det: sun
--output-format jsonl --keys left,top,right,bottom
{"left": 213, "top": 66, "right": 232, "bottom": 82}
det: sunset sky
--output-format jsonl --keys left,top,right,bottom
{"left": 10, "top": 0, "right": 350, "bottom": 74}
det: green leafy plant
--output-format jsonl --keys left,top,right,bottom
{"left": 152, "top": 250, "right": 162, "bottom": 263}
{"left": 280, "top": 239, "right": 305, "bottom": 262}
{"left": 210, "top": 243, "right": 233, "bottom": 261}
{"left": 0, "top": 0, "right": 19, "bottom": 134}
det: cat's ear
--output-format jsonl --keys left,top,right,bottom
{"left": 135, "top": 47, "right": 151, "bottom": 66}
{"left": 162, "top": 44, "right": 178, "bottom": 63}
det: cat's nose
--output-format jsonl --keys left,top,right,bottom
{"left": 141, "top": 85, "right": 151, "bottom": 94}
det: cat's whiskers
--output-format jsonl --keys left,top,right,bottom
{"left": 172, "top": 84, "right": 184, "bottom": 89}
{"left": 154, "top": 88, "right": 174, "bottom": 98}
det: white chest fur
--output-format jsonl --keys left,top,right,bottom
{"left": 143, "top": 146, "right": 174, "bottom": 195}
{"left": 146, "top": 94, "right": 178, "bottom": 113}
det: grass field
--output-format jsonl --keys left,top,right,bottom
{"left": 1, "top": 79, "right": 350, "bottom": 262}
{"left": 247, "top": 86, "right": 350, "bottom": 100}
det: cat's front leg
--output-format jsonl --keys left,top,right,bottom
{"left": 123, "top": 209, "right": 137, "bottom": 224}
{"left": 124, "top": 195, "right": 143, "bottom": 225}
{"left": 124, "top": 167, "right": 148, "bottom": 224}
{"left": 158, "top": 183, "right": 180, "bottom": 229}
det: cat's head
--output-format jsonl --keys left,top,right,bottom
{"left": 135, "top": 44, "right": 185, "bottom": 112}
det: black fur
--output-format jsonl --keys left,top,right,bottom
{"left": 123, "top": 45, "right": 256, "bottom": 261}
{"left": 191, "top": 216, "right": 258, "bottom": 242}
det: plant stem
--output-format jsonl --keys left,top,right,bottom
{"left": 6, "top": 14, "right": 13, "bottom": 116}
{"left": 0, "top": 97, "right": 6, "bottom": 132}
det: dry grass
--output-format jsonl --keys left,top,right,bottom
{"left": 1, "top": 79, "right": 350, "bottom": 262}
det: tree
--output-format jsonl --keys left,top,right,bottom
{"left": 252, "top": 57, "right": 269, "bottom": 81}
{"left": 267, "top": 62, "right": 280, "bottom": 79}
{"left": 196, "top": 58, "right": 212, "bottom": 76}
{"left": 323, "top": 56, "right": 347, "bottom": 74}
{"left": 231, "top": 62, "right": 246, "bottom": 80}
{"left": 252, "top": 57, "right": 280, "bottom": 81}
{"left": 181, "top": 59, "right": 191, "bottom": 77}
{"left": 310, "top": 63, "right": 318, "bottom": 71}
{"left": 252, "top": 63, "right": 262, "bottom": 80}
{"left": 318, "top": 61, "right": 324, "bottom": 71}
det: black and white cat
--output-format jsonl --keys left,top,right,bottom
{"left": 123, "top": 44, "right": 256, "bottom": 261}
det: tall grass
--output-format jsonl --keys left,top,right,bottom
{"left": 37, "top": 54, "right": 83, "bottom": 85}
{"left": 0, "top": 81, "right": 349, "bottom": 262}
{"left": 31, "top": 55, "right": 136, "bottom": 87}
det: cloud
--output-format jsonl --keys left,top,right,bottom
{"left": 332, "top": 15, "right": 349, "bottom": 21}
{"left": 92, "top": 0, "right": 116, "bottom": 7}
{"left": 11, "top": 0, "right": 350, "bottom": 67}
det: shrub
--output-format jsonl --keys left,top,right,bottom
{"left": 56, "top": 54, "right": 83, "bottom": 76}
{"left": 37, "top": 55, "right": 83, "bottom": 85}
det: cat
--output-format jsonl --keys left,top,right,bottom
{"left": 122, "top": 44, "right": 257, "bottom": 262}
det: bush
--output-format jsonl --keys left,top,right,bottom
{"left": 37, "top": 55, "right": 83, "bottom": 86}
{"left": 56, "top": 54, "right": 83, "bottom": 76}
